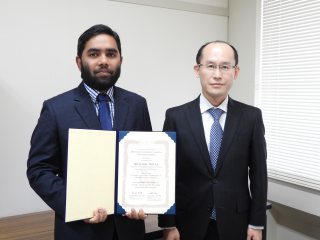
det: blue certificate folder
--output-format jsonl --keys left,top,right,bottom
{"left": 116, "top": 131, "right": 176, "bottom": 215}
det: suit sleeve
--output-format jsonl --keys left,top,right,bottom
{"left": 248, "top": 109, "right": 268, "bottom": 226}
{"left": 158, "top": 109, "right": 177, "bottom": 228}
{"left": 26, "top": 101, "right": 66, "bottom": 218}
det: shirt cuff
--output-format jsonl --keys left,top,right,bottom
{"left": 248, "top": 224, "right": 264, "bottom": 230}
{"left": 161, "top": 227, "right": 177, "bottom": 230}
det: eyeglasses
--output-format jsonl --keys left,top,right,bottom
{"left": 198, "top": 63, "right": 236, "bottom": 73}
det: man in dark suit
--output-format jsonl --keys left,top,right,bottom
{"left": 159, "top": 41, "right": 267, "bottom": 240}
{"left": 27, "top": 24, "right": 152, "bottom": 240}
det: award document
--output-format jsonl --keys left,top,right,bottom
{"left": 65, "top": 129, "right": 176, "bottom": 222}
{"left": 117, "top": 131, "right": 176, "bottom": 214}
{"left": 65, "top": 129, "right": 117, "bottom": 222}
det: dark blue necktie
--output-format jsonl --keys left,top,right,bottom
{"left": 97, "top": 93, "right": 112, "bottom": 130}
{"left": 208, "top": 108, "right": 224, "bottom": 220}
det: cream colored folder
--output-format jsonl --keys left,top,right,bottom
{"left": 65, "top": 129, "right": 116, "bottom": 222}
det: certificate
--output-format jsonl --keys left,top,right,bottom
{"left": 117, "top": 131, "right": 176, "bottom": 214}
{"left": 65, "top": 129, "right": 116, "bottom": 222}
{"left": 65, "top": 130, "right": 176, "bottom": 222}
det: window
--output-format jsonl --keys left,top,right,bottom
{"left": 257, "top": 0, "right": 320, "bottom": 191}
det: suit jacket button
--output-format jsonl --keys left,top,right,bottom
{"left": 212, "top": 179, "right": 218, "bottom": 184}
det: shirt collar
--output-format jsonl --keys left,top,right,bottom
{"left": 200, "top": 94, "right": 228, "bottom": 114}
{"left": 83, "top": 82, "right": 114, "bottom": 103}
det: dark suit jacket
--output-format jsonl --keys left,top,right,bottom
{"left": 27, "top": 83, "right": 152, "bottom": 240}
{"left": 159, "top": 96, "right": 267, "bottom": 240}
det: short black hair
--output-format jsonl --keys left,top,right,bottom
{"left": 196, "top": 40, "right": 238, "bottom": 66}
{"left": 77, "top": 24, "right": 122, "bottom": 57}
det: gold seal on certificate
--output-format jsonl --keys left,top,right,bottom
{"left": 117, "top": 131, "right": 176, "bottom": 214}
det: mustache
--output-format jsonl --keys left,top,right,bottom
{"left": 94, "top": 67, "right": 114, "bottom": 75}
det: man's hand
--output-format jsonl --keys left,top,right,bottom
{"left": 163, "top": 228, "right": 180, "bottom": 240}
{"left": 84, "top": 208, "right": 107, "bottom": 224}
{"left": 125, "top": 208, "right": 148, "bottom": 220}
{"left": 247, "top": 228, "right": 262, "bottom": 240}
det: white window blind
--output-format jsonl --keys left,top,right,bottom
{"left": 257, "top": 0, "right": 320, "bottom": 191}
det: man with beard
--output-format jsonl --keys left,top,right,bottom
{"left": 27, "top": 24, "right": 152, "bottom": 240}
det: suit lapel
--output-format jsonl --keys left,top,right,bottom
{"left": 187, "top": 98, "right": 214, "bottom": 175}
{"left": 112, "top": 87, "right": 129, "bottom": 130}
{"left": 73, "top": 83, "right": 101, "bottom": 130}
{"left": 215, "top": 97, "right": 242, "bottom": 175}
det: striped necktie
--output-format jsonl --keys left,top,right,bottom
{"left": 97, "top": 93, "right": 112, "bottom": 130}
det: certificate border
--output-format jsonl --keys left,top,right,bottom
{"left": 117, "top": 131, "right": 176, "bottom": 214}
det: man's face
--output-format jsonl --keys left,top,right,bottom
{"left": 76, "top": 34, "right": 122, "bottom": 91}
{"left": 194, "top": 43, "right": 239, "bottom": 106}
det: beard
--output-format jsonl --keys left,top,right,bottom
{"left": 80, "top": 62, "right": 121, "bottom": 91}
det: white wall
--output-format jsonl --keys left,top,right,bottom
{"left": 112, "top": 0, "right": 228, "bottom": 15}
{"left": 228, "top": 0, "right": 256, "bottom": 104}
{"left": 228, "top": 0, "right": 320, "bottom": 239}
{"left": 177, "top": 0, "right": 227, "bottom": 8}
{"left": 0, "top": 0, "right": 228, "bottom": 217}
